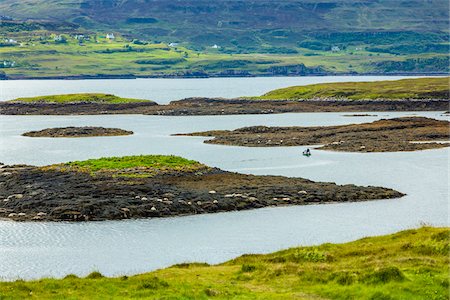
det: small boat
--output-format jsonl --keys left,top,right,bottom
{"left": 302, "top": 149, "right": 311, "bottom": 157}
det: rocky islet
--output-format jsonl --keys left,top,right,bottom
{"left": 0, "top": 157, "right": 404, "bottom": 222}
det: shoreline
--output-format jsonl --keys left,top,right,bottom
{"left": 0, "top": 157, "right": 403, "bottom": 222}
{"left": 22, "top": 126, "right": 134, "bottom": 138}
{"left": 1, "top": 72, "right": 448, "bottom": 81}
{"left": 179, "top": 117, "right": 450, "bottom": 152}
{"left": 0, "top": 227, "right": 447, "bottom": 299}
{"left": 1, "top": 98, "right": 449, "bottom": 115}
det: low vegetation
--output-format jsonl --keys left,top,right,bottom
{"left": 256, "top": 77, "right": 450, "bottom": 100}
{"left": 1, "top": 155, "right": 402, "bottom": 221}
{"left": 9, "top": 93, "right": 151, "bottom": 104}
{"left": 56, "top": 155, "right": 205, "bottom": 175}
{"left": 0, "top": 30, "right": 448, "bottom": 78}
{"left": 0, "top": 227, "right": 448, "bottom": 299}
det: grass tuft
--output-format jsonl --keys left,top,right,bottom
{"left": 364, "top": 266, "right": 405, "bottom": 284}
{"left": 240, "top": 264, "right": 257, "bottom": 273}
{"left": 138, "top": 277, "right": 169, "bottom": 290}
{"left": 85, "top": 271, "right": 104, "bottom": 279}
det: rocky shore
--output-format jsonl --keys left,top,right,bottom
{"left": 179, "top": 117, "right": 450, "bottom": 152}
{"left": 0, "top": 156, "right": 403, "bottom": 222}
{"left": 0, "top": 101, "right": 157, "bottom": 115}
{"left": 1, "top": 98, "right": 449, "bottom": 115}
{"left": 23, "top": 127, "right": 133, "bottom": 138}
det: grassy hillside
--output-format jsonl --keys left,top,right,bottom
{"left": 0, "top": 0, "right": 448, "bottom": 78}
{"left": 9, "top": 93, "right": 151, "bottom": 103}
{"left": 0, "top": 0, "right": 448, "bottom": 51}
{"left": 0, "top": 33, "right": 447, "bottom": 79}
{"left": 256, "top": 77, "right": 450, "bottom": 100}
{"left": 0, "top": 227, "right": 448, "bottom": 299}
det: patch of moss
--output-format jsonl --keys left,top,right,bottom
{"left": 64, "top": 155, "right": 202, "bottom": 171}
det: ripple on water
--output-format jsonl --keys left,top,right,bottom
{"left": 0, "top": 111, "right": 448, "bottom": 280}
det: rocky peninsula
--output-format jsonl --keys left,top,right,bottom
{"left": 0, "top": 155, "right": 403, "bottom": 222}
{"left": 179, "top": 117, "right": 450, "bottom": 152}
{"left": 23, "top": 127, "right": 133, "bottom": 138}
{"left": 1, "top": 97, "right": 448, "bottom": 116}
{"left": 1, "top": 78, "right": 448, "bottom": 115}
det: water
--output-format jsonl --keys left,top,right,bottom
{"left": 0, "top": 75, "right": 433, "bottom": 104}
{"left": 0, "top": 111, "right": 448, "bottom": 280}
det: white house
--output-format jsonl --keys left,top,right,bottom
{"left": 331, "top": 46, "right": 341, "bottom": 52}
{"left": 211, "top": 44, "right": 220, "bottom": 49}
{"left": 3, "top": 60, "right": 16, "bottom": 68}
{"left": 54, "top": 35, "right": 64, "bottom": 42}
{"left": 106, "top": 33, "right": 115, "bottom": 40}
{"left": 168, "top": 42, "right": 179, "bottom": 47}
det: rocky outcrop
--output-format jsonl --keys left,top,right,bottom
{"left": 23, "top": 127, "right": 133, "bottom": 137}
{"left": 1, "top": 98, "right": 448, "bottom": 115}
{"left": 179, "top": 117, "right": 450, "bottom": 152}
{"left": 0, "top": 163, "right": 403, "bottom": 222}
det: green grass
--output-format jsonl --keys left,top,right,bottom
{"left": 9, "top": 93, "right": 152, "bottom": 103}
{"left": 255, "top": 77, "right": 450, "bottom": 100}
{"left": 63, "top": 155, "right": 202, "bottom": 172}
{"left": 0, "top": 227, "right": 447, "bottom": 299}
{"left": 0, "top": 1, "right": 448, "bottom": 78}
{"left": 0, "top": 32, "right": 447, "bottom": 79}
{"left": 42, "top": 155, "right": 206, "bottom": 177}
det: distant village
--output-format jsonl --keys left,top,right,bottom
{"left": 0, "top": 28, "right": 355, "bottom": 69}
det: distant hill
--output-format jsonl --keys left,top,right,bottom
{"left": 1, "top": 0, "right": 448, "bottom": 52}
{"left": 0, "top": 0, "right": 448, "bottom": 78}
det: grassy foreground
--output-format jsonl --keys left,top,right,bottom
{"left": 9, "top": 93, "right": 151, "bottom": 104}
{"left": 0, "top": 227, "right": 448, "bottom": 299}
{"left": 256, "top": 77, "right": 450, "bottom": 100}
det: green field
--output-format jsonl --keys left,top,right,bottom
{"left": 0, "top": 33, "right": 447, "bottom": 79}
{"left": 10, "top": 93, "right": 151, "bottom": 103}
{"left": 255, "top": 77, "right": 450, "bottom": 100}
{"left": 0, "top": 227, "right": 448, "bottom": 299}
{"left": 0, "top": 0, "right": 448, "bottom": 78}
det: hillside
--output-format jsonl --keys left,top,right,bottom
{"left": 256, "top": 77, "right": 450, "bottom": 100}
{"left": 1, "top": 0, "right": 448, "bottom": 51}
{"left": 0, "top": 0, "right": 448, "bottom": 77}
{"left": 0, "top": 227, "right": 448, "bottom": 299}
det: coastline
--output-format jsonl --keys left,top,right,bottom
{"left": 1, "top": 72, "right": 448, "bottom": 81}
{"left": 0, "top": 158, "right": 403, "bottom": 222}
{"left": 178, "top": 117, "right": 450, "bottom": 152}
{"left": 1, "top": 98, "right": 448, "bottom": 115}
{"left": 0, "top": 227, "right": 447, "bottom": 299}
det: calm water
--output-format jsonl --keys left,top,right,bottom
{"left": 0, "top": 111, "right": 448, "bottom": 280}
{"left": 0, "top": 75, "right": 432, "bottom": 103}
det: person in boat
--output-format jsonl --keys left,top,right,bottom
{"left": 303, "top": 148, "right": 311, "bottom": 156}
